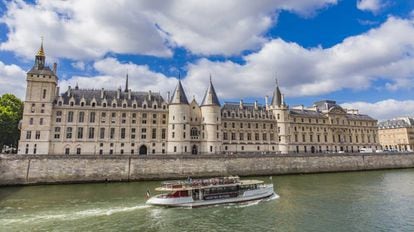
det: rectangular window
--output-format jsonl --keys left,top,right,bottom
{"left": 29, "top": 118, "right": 33, "bottom": 125}
{"left": 247, "top": 133, "right": 252, "bottom": 141}
{"left": 79, "top": 111, "right": 84, "bottom": 123}
{"left": 255, "top": 133, "right": 259, "bottom": 141}
{"left": 89, "top": 112, "right": 96, "bottom": 123}
{"left": 54, "top": 127, "right": 60, "bottom": 139}
{"left": 35, "top": 131, "right": 40, "bottom": 139}
{"left": 26, "top": 131, "right": 32, "bottom": 139}
{"left": 161, "top": 129, "right": 166, "bottom": 139}
{"left": 100, "top": 128, "right": 105, "bottom": 139}
{"left": 223, "top": 132, "right": 228, "bottom": 140}
{"left": 240, "top": 133, "right": 244, "bottom": 141}
{"left": 152, "top": 128, "right": 157, "bottom": 139}
{"left": 77, "top": 127, "right": 83, "bottom": 139}
{"left": 66, "top": 127, "right": 72, "bottom": 139}
{"left": 89, "top": 127, "right": 95, "bottom": 139}
{"left": 263, "top": 133, "right": 267, "bottom": 141}
{"left": 110, "top": 128, "right": 115, "bottom": 139}
{"left": 76, "top": 147, "right": 81, "bottom": 155}
{"left": 121, "top": 128, "right": 126, "bottom": 139}
{"left": 231, "top": 133, "right": 236, "bottom": 140}
{"left": 39, "top": 118, "right": 43, "bottom": 125}
{"left": 131, "top": 128, "right": 136, "bottom": 139}
{"left": 67, "top": 111, "right": 74, "bottom": 122}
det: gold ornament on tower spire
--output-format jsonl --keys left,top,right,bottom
{"left": 36, "top": 36, "right": 45, "bottom": 57}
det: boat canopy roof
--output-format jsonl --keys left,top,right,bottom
{"left": 154, "top": 176, "right": 264, "bottom": 191}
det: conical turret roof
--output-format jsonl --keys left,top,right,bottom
{"left": 201, "top": 76, "right": 220, "bottom": 106}
{"left": 271, "top": 79, "right": 282, "bottom": 107}
{"left": 170, "top": 79, "right": 189, "bottom": 104}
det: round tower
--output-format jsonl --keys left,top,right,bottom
{"left": 200, "top": 77, "right": 222, "bottom": 154}
{"left": 167, "top": 79, "right": 191, "bottom": 154}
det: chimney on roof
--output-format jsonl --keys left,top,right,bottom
{"left": 254, "top": 100, "right": 258, "bottom": 110}
{"left": 167, "top": 91, "right": 170, "bottom": 103}
{"left": 265, "top": 95, "right": 269, "bottom": 110}
{"left": 68, "top": 86, "right": 71, "bottom": 97}
{"left": 148, "top": 90, "right": 152, "bottom": 100}
{"left": 128, "top": 89, "right": 131, "bottom": 100}
{"left": 53, "top": 62, "right": 57, "bottom": 74}
{"left": 117, "top": 87, "right": 121, "bottom": 99}
{"left": 101, "top": 88, "right": 104, "bottom": 98}
{"left": 239, "top": 99, "right": 243, "bottom": 109}
{"left": 56, "top": 86, "right": 60, "bottom": 96}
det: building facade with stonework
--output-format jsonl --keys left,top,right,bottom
{"left": 378, "top": 117, "right": 414, "bottom": 151}
{"left": 18, "top": 43, "right": 380, "bottom": 155}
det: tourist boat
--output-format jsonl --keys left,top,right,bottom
{"left": 146, "top": 176, "right": 276, "bottom": 207}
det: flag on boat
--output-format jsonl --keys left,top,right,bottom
{"left": 146, "top": 189, "right": 151, "bottom": 198}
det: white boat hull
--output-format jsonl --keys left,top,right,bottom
{"left": 146, "top": 184, "right": 276, "bottom": 207}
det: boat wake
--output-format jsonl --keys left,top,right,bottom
{"left": 0, "top": 204, "right": 151, "bottom": 225}
{"left": 224, "top": 193, "right": 279, "bottom": 209}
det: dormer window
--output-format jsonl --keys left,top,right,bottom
{"left": 153, "top": 105, "right": 157, "bottom": 109}
{"left": 58, "top": 101, "right": 62, "bottom": 106}
{"left": 143, "top": 104, "right": 147, "bottom": 109}
{"left": 133, "top": 104, "right": 137, "bottom": 109}
{"left": 92, "top": 102, "right": 96, "bottom": 107}
{"left": 123, "top": 104, "right": 126, "bottom": 108}
{"left": 70, "top": 101, "right": 74, "bottom": 106}
{"left": 103, "top": 103, "right": 107, "bottom": 107}
{"left": 81, "top": 102, "right": 85, "bottom": 107}
{"left": 112, "top": 103, "right": 116, "bottom": 108}
{"left": 163, "top": 105, "right": 166, "bottom": 110}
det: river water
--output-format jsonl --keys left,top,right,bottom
{"left": 1, "top": 169, "right": 414, "bottom": 232}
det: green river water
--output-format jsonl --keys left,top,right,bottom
{"left": 1, "top": 169, "right": 414, "bottom": 232}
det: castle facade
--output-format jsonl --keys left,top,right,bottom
{"left": 18, "top": 43, "right": 380, "bottom": 155}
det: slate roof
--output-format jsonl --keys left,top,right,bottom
{"left": 201, "top": 79, "right": 220, "bottom": 106}
{"left": 221, "top": 102, "right": 266, "bottom": 111}
{"left": 58, "top": 88, "right": 165, "bottom": 107}
{"left": 378, "top": 117, "right": 414, "bottom": 129}
{"left": 170, "top": 80, "right": 189, "bottom": 104}
{"left": 289, "top": 109, "right": 325, "bottom": 118}
{"left": 27, "top": 66, "right": 56, "bottom": 76}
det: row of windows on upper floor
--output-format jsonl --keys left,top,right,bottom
{"left": 53, "top": 111, "right": 167, "bottom": 125}
{"left": 221, "top": 110, "right": 275, "bottom": 120}
{"left": 293, "top": 133, "right": 377, "bottom": 144}
{"left": 223, "top": 132, "right": 277, "bottom": 142}
{"left": 292, "top": 117, "right": 376, "bottom": 127}
{"left": 293, "top": 126, "right": 377, "bottom": 133}
{"left": 56, "top": 100, "right": 167, "bottom": 110}
{"left": 223, "top": 122, "right": 276, "bottom": 130}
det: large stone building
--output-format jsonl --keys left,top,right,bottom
{"left": 378, "top": 117, "right": 414, "bottom": 151}
{"left": 18, "top": 43, "right": 380, "bottom": 155}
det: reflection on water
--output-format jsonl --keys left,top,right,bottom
{"left": 1, "top": 169, "right": 414, "bottom": 232}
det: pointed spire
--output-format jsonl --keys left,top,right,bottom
{"left": 124, "top": 71, "right": 129, "bottom": 92}
{"left": 170, "top": 78, "right": 189, "bottom": 104}
{"left": 271, "top": 76, "right": 282, "bottom": 107}
{"left": 36, "top": 36, "right": 45, "bottom": 57}
{"left": 75, "top": 82, "right": 79, "bottom": 90}
{"left": 201, "top": 75, "right": 220, "bottom": 106}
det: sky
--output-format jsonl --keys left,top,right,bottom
{"left": 1, "top": 0, "right": 414, "bottom": 121}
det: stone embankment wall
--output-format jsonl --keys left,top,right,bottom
{"left": 1, "top": 153, "right": 414, "bottom": 186}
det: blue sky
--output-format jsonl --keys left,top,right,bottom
{"left": 1, "top": 0, "right": 414, "bottom": 120}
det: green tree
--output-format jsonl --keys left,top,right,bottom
{"left": 0, "top": 94, "right": 23, "bottom": 153}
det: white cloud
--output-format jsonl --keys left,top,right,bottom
{"left": 357, "top": 0, "right": 386, "bottom": 13}
{"left": 342, "top": 99, "right": 414, "bottom": 121}
{"left": 71, "top": 61, "right": 85, "bottom": 71}
{"left": 0, "top": 0, "right": 337, "bottom": 59}
{"left": 183, "top": 17, "right": 414, "bottom": 100}
{"left": 59, "top": 57, "right": 178, "bottom": 100}
{"left": 0, "top": 61, "right": 26, "bottom": 99}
